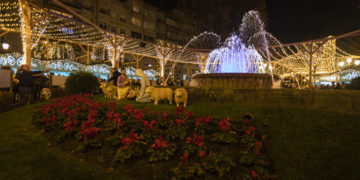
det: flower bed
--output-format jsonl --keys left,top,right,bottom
{"left": 33, "top": 94, "right": 274, "bottom": 179}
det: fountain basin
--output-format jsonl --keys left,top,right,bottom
{"left": 190, "top": 73, "right": 280, "bottom": 89}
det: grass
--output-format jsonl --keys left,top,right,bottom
{"left": 1, "top": 96, "right": 360, "bottom": 179}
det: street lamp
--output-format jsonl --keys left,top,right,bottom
{"left": 346, "top": 58, "right": 352, "bottom": 64}
{"left": 338, "top": 61, "right": 345, "bottom": 67}
{"left": 355, "top": 60, "right": 360, "bottom": 65}
{"left": 2, "top": 43, "right": 9, "bottom": 50}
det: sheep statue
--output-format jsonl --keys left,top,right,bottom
{"left": 145, "top": 86, "right": 173, "bottom": 105}
{"left": 40, "top": 88, "right": 52, "bottom": 100}
{"left": 174, "top": 88, "right": 188, "bottom": 107}
{"left": 100, "top": 82, "right": 117, "bottom": 99}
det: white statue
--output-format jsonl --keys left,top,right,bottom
{"left": 135, "top": 69, "right": 151, "bottom": 102}
{"left": 145, "top": 86, "right": 173, "bottom": 105}
{"left": 174, "top": 88, "right": 188, "bottom": 107}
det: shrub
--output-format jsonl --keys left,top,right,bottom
{"left": 65, "top": 72, "right": 99, "bottom": 94}
{"left": 349, "top": 77, "right": 360, "bottom": 90}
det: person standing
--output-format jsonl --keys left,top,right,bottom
{"left": 15, "top": 65, "right": 47, "bottom": 104}
{"left": 108, "top": 68, "right": 121, "bottom": 86}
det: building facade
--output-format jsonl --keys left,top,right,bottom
{"left": 31, "top": 0, "right": 198, "bottom": 48}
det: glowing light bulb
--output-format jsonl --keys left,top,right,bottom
{"left": 355, "top": 60, "right": 360, "bottom": 65}
{"left": 263, "top": 63, "right": 267, "bottom": 68}
{"left": 149, "top": 64, "right": 152, "bottom": 67}
{"left": 268, "top": 65, "right": 273, "bottom": 70}
{"left": 347, "top": 58, "right": 352, "bottom": 63}
{"left": 338, "top": 61, "right": 344, "bottom": 67}
{"left": 2, "top": 43, "right": 9, "bottom": 50}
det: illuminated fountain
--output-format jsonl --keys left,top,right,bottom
{"left": 191, "top": 10, "right": 279, "bottom": 89}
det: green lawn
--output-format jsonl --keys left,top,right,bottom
{"left": 1, "top": 96, "right": 360, "bottom": 179}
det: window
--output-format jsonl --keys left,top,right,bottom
{"left": 143, "top": 22, "right": 154, "bottom": 31}
{"left": 100, "top": 8, "right": 110, "bottom": 15}
{"left": 131, "top": 31, "right": 141, "bottom": 40}
{"left": 120, "top": 16, "right": 126, "bottom": 23}
{"left": 99, "top": 22, "right": 108, "bottom": 30}
{"left": 110, "top": 26, "right": 117, "bottom": 33}
{"left": 144, "top": 35, "right": 154, "bottom": 43}
{"left": 120, "top": 29, "right": 126, "bottom": 35}
{"left": 133, "top": 5, "right": 139, "bottom": 12}
{"left": 166, "top": 18, "right": 176, "bottom": 26}
{"left": 132, "top": 17, "right": 141, "bottom": 26}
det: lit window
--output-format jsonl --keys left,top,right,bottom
{"left": 132, "top": 18, "right": 141, "bottom": 26}
{"left": 133, "top": 5, "right": 139, "bottom": 12}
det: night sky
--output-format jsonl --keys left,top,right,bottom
{"left": 145, "top": 0, "right": 360, "bottom": 43}
{"left": 267, "top": 0, "right": 360, "bottom": 43}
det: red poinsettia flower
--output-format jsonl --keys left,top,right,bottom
{"left": 64, "top": 121, "right": 73, "bottom": 131}
{"left": 175, "top": 119, "right": 184, "bottom": 126}
{"left": 192, "top": 134, "right": 204, "bottom": 147}
{"left": 185, "top": 111, "right": 192, "bottom": 119}
{"left": 186, "top": 137, "right": 192, "bottom": 144}
{"left": 176, "top": 106, "right": 185, "bottom": 115}
{"left": 180, "top": 153, "right": 188, "bottom": 165}
{"left": 129, "top": 132, "right": 139, "bottom": 140}
{"left": 124, "top": 104, "right": 133, "bottom": 114}
{"left": 151, "top": 136, "right": 168, "bottom": 149}
{"left": 199, "top": 150, "right": 206, "bottom": 158}
{"left": 82, "top": 127, "right": 100, "bottom": 141}
{"left": 195, "top": 116, "right": 212, "bottom": 127}
{"left": 219, "top": 117, "right": 231, "bottom": 131}
{"left": 121, "top": 137, "right": 133, "bottom": 146}
{"left": 132, "top": 109, "right": 144, "bottom": 122}
{"left": 256, "top": 141, "right": 262, "bottom": 148}
{"left": 143, "top": 120, "right": 157, "bottom": 130}
{"left": 163, "top": 111, "right": 168, "bottom": 120}
{"left": 146, "top": 107, "right": 152, "bottom": 114}
{"left": 106, "top": 111, "right": 113, "bottom": 121}
{"left": 251, "top": 169, "right": 258, "bottom": 178}
{"left": 109, "top": 101, "right": 116, "bottom": 110}
{"left": 243, "top": 119, "right": 249, "bottom": 125}
{"left": 113, "top": 118, "right": 123, "bottom": 130}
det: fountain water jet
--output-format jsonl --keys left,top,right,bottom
{"left": 191, "top": 10, "right": 280, "bottom": 89}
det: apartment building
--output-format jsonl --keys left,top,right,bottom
{"left": 32, "top": 0, "right": 199, "bottom": 47}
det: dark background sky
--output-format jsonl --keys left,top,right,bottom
{"left": 267, "top": 0, "right": 360, "bottom": 43}
{"left": 145, "top": 0, "right": 360, "bottom": 43}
